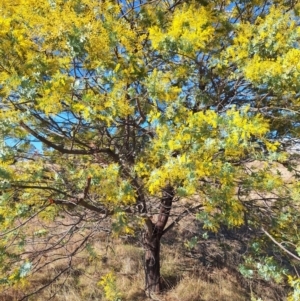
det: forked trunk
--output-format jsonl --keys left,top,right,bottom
{"left": 143, "top": 185, "right": 174, "bottom": 296}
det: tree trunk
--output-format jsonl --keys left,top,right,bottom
{"left": 144, "top": 230, "right": 161, "bottom": 293}
{"left": 143, "top": 185, "right": 174, "bottom": 296}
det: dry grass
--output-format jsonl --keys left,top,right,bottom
{"left": 167, "top": 272, "right": 248, "bottom": 301}
{"left": 0, "top": 236, "right": 285, "bottom": 301}
{"left": 0, "top": 209, "right": 288, "bottom": 301}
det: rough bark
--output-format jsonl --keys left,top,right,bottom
{"left": 144, "top": 231, "right": 162, "bottom": 294}
{"left": 143, "top": 185, "right": 174, "bottom": 295}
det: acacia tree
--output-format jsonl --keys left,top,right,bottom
{"left": 0, "top": 0, "right": 300, "bottom": 299}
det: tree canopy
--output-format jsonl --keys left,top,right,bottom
{"left": 0, "top": 0, "right": 300, "bottom": 299}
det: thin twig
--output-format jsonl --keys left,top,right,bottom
{"left": 262, "top": 228, "right": 300, "bottom": 261}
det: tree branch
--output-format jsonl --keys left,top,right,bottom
{"left": 10, "top": 183, "right": 73, "bottom": 198}
{"left": 10, "top": 182, "right": 112, "bottom": 215}
{"left": 83, "top": 176, "right": 91, "bottom": 199}
{"left": 262, "top": 227, "right": 300, "bottom": 262}
{"left": 19, "top": 121, "right": 118, "bottom": 160}
{"left": 155, "top": 185, "right": 174, "bottom": 236}
{"left": 163, "top": 204, "right": 203, "bottom": 235}
{"left": 51, "top": 198, "right": 113, "bottom": 215}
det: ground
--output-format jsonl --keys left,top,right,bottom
{"left": 0, "top": 209, "right": 288, "bottom": 301}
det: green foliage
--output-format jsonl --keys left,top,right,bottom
{"left": 239, "top": 256, "right": 287, "bottom": 283}
{"left": 288, "top": 276, "right": 300, "bottom": 301}
{"left": 184, "top": 236, "right": 198, "bottom": 250}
